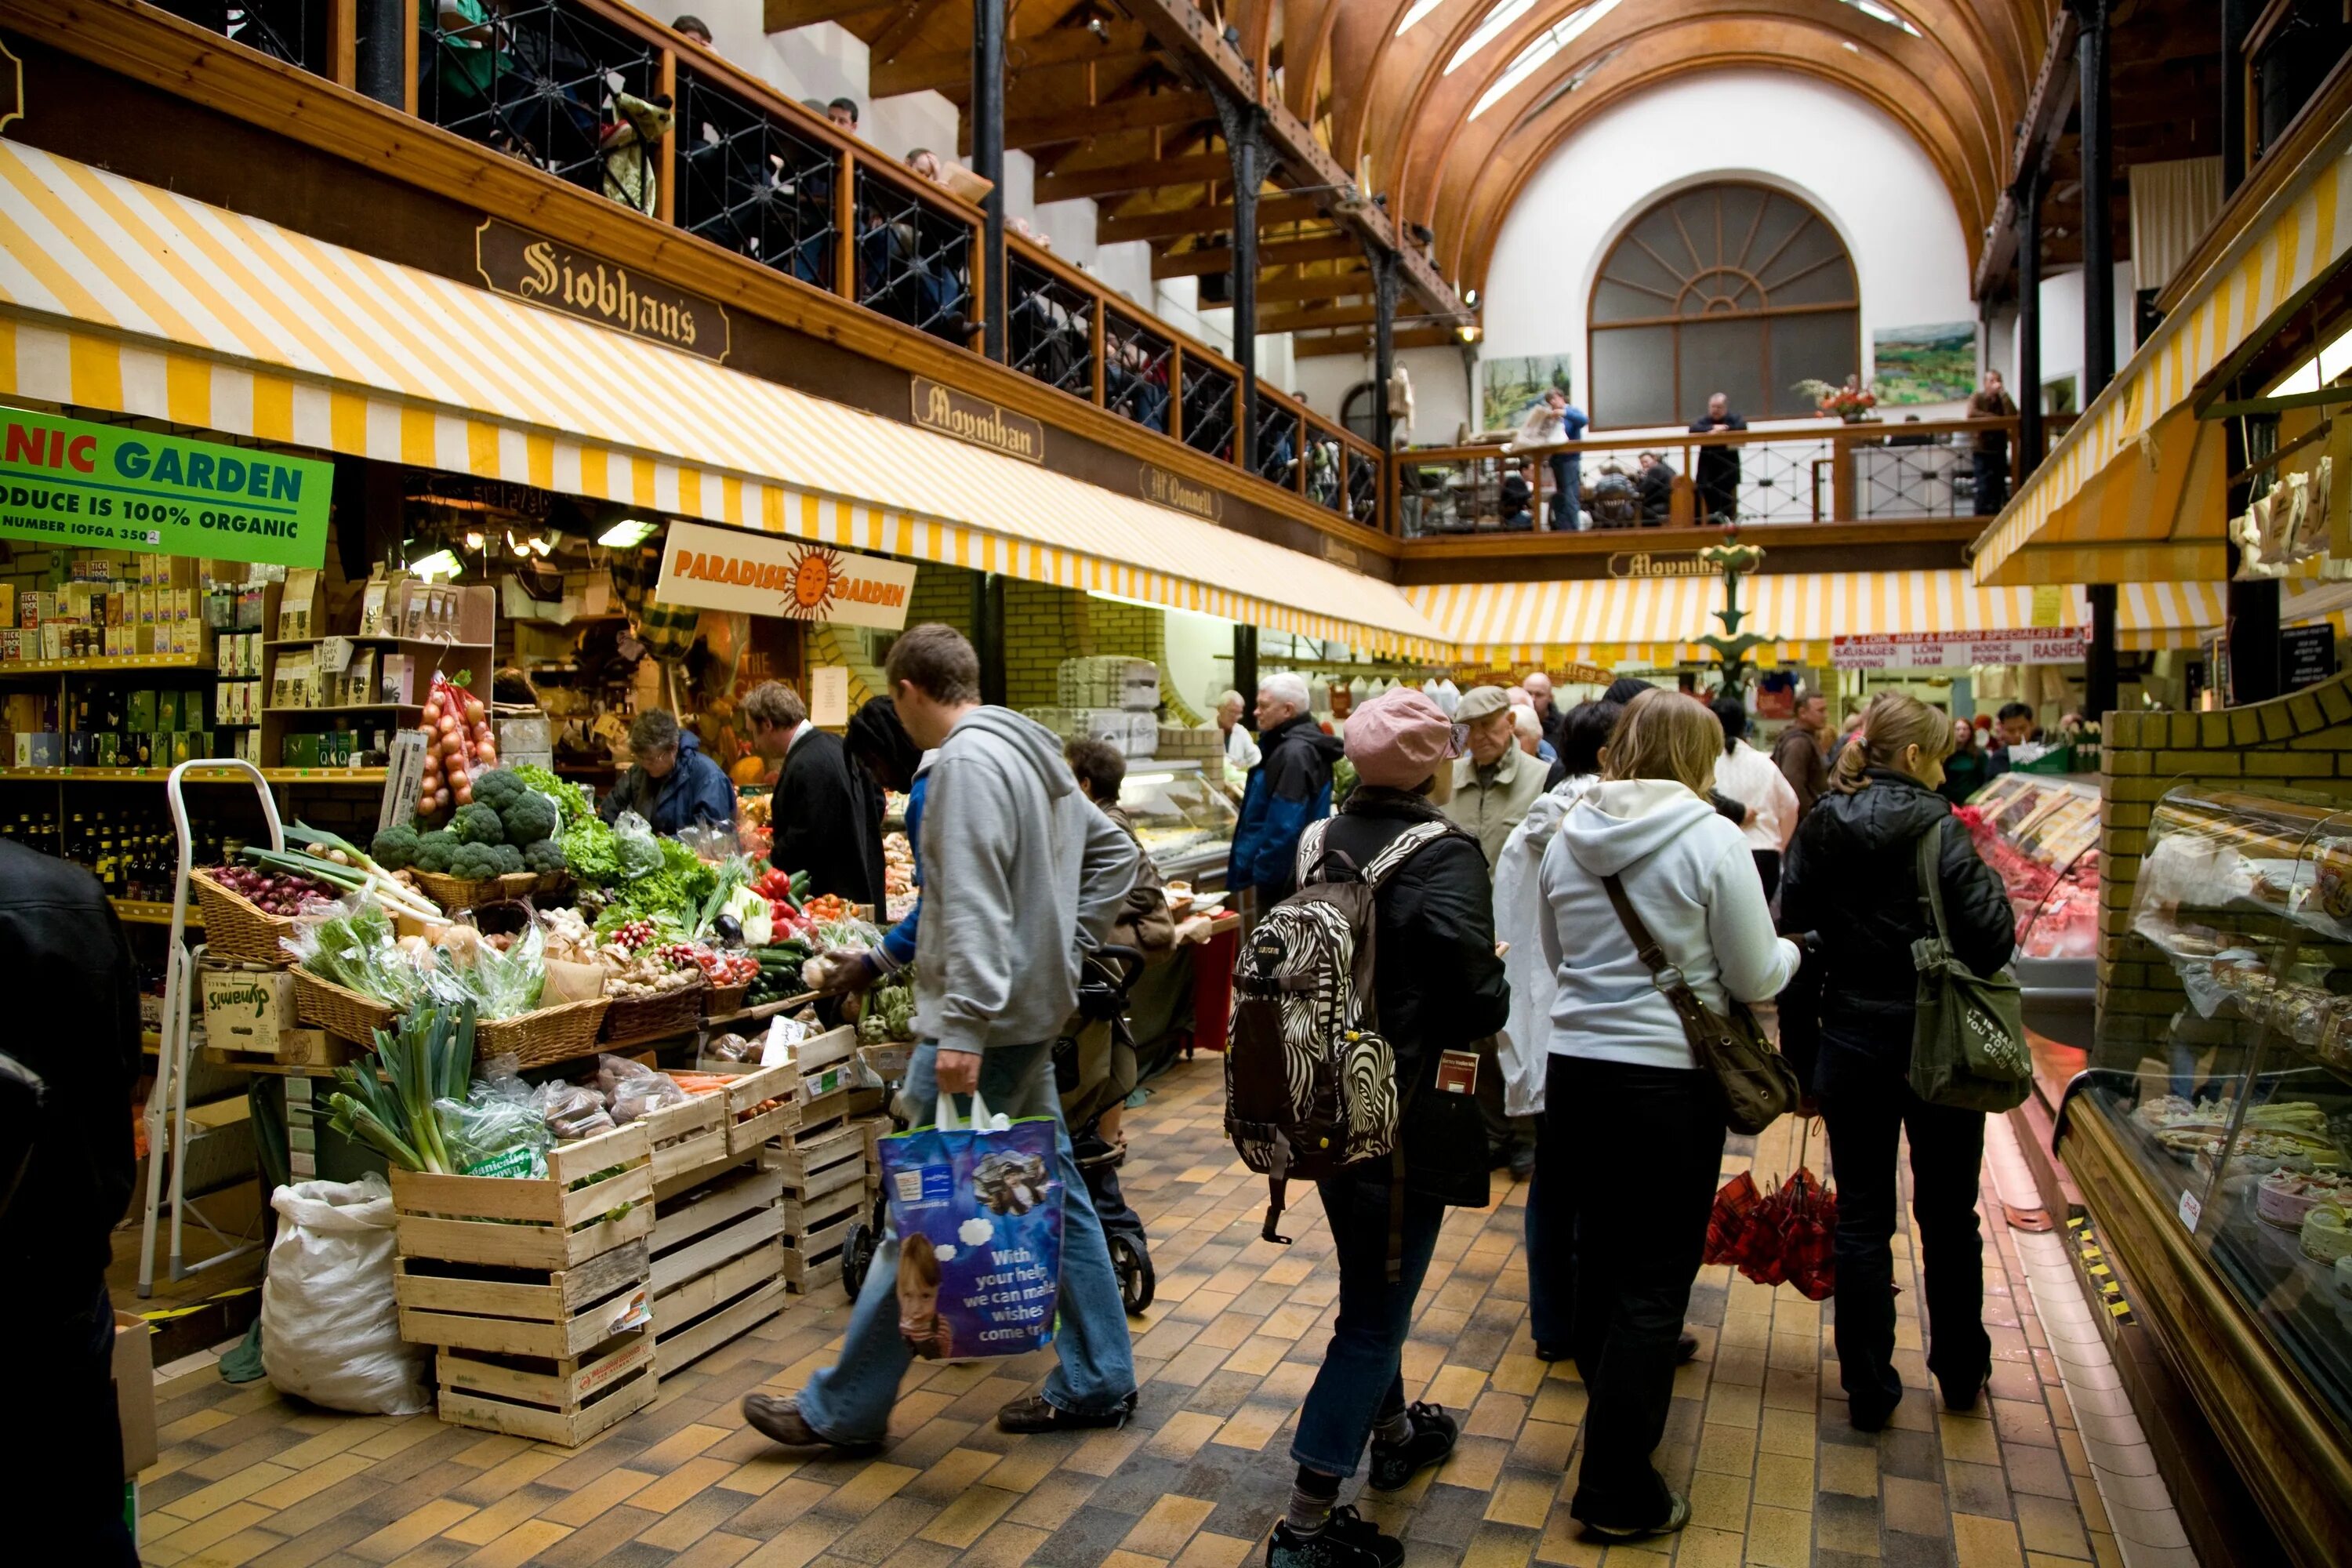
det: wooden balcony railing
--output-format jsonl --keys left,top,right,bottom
{"left": 1392, "top": 418, "right": 2046, "bottom": 540}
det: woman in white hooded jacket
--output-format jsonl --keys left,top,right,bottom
{"left": 1493, "top": 697, "right": 1617, "bottom": 1361}
{"left": 1534, "top": 690, "right": 1800, "bottom": 1541}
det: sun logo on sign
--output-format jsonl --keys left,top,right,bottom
{"left": 782, "top": 544, "right": 844, "bottom": 620}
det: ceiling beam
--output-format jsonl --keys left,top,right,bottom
{"left": 1035, "top": 150, "right": 1231, "bottom": 201}
{"left": 1973, "top": 6, "right": 2083, "bottom": 301}
{"left": 967, "top": 89, "right": 1217, "bottom": 153}
{"left": 1096, "top": 192, "right": 1327, "bottom": 245}
{"left": 1293, "top": 326, "right": 1461, "bottom": 359}
{"left": 1254, "top": 267, "right": 1371, "bottom": 303}
{"left": 762, "top": 0, "right": 899, "bottom": 30}
{"left": 1257, "top": 301, "right": 1463, "bottom": 336}
{"left": 1118, "top": 0, "right": 1470, "bottom": 327}
{"left": 871, "top": 22, "right": 1155, "bottom": 98}
{"left": 1151, "top": 233, "right": 1363, "bottom": 278}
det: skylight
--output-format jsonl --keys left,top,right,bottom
{"left": 1446, "top": 0, "right": 1540, "bottom": 74}
{"left": 1395, "top": 0, "right": 1446, "bottom": 37}
{"left": 1469, "top": 0, "right": 1624, "bottom": 119}
{"left": 1835, "top": 0, "right": 1920, "bottom": 36}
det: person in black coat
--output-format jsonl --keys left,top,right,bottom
{"left": 745, "top": 681, "right": 886, "bottom": 906}
{"left": 1688, "top": 394, "right": 1747, "bottom": 523}
{"left": 1780, "top": 691, "right": 2016, "bottom": 1432}
{"left": 0, "top": 840, "right": 143, "bottom": 1566}
{"left": 1266, "top": 689, "right": 1510, "bottom": 1568}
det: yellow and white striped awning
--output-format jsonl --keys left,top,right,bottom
{"left": 1407, "top": 571, "right": 2336, "bottom": 664}
{"left": 1973, "top": 103, "right": 2352, "bottom": 586}
{"left": 0, "top": 140, "right": 1446, "bottom": 657}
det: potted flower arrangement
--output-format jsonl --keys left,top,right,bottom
{"left": 1795, "top": 378, "right": 1878, "bottom": 423}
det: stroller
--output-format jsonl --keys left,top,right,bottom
{"left": 837, "top": 946, "right": 1155, "bottom": 1315}
{"left": 1054, "top": 945, "right": 1155, "bottom": 1314}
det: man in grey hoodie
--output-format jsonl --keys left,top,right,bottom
{"left": 744, "top": 624, "right": 1144, "bottom": 1448}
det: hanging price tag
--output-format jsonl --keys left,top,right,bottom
{"left": 2177, "top": 1189, "right": 2201, "bottom": 1233}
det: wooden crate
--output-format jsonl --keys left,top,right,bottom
{"left": 772, "top": 1118, "right": 866, "bottom": 1297}
{"left": 696, "top": 1060, "right": 801, "bottom": 1156}
{"left": 644, "top": 1090, "right": 730, "bottom": 1189}
{"left": 434, "top": 1332, "right": 657, "bottom": 1446}
{"left": 796, "top": 1025, "right": 858, "bottom": 1074}
{"left": 395, "top": 1240, "right": 651, "bottom": 1361}
{"left": 783, "top": 1207, "right": 858, "bottom": 1294}
{"left": 651, "top": 1163, "right": 789, "bottom": 1375}
{"left": 390, "top": 1125, "right": 652, "bottom": 1272}
{"left": 772, "top": 1120, "right": 865, "bottom": 1187}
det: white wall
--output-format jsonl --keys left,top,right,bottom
{"left": 1292, "top": 346, "right": 1475, "bottom": 442}
{"left": 2006, "top": 260, "right": 2135, "bottom": 412}
{"left": 1479, "top": 71, "right": 1979, "bottom": 434}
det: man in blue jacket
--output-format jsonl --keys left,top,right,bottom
{"left": 1228, "top": 672, "right": 1343, "bottom": 913}
{"left": 599, "top": 709, "right": 736, "bottom": 835}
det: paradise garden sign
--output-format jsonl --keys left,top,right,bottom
{"left": 0, "top": 411, "right": 332, "bottom": 567}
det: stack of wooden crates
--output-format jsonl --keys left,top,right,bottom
{"left": 774, "top": 1026, "right": 868, "bottom": 1295}
{"left": 643, "top": 1059, "right": 802, "bottom": 1375}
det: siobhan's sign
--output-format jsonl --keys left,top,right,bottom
{"left": 912, "top": 379, "right": 1044, "bottom": 463}
{"left": 0, "top": 411, "right": 331, "bottom": 567}
{"left": 656, "top": 521, "right": 916, "bottom": 630}
{"left": 477, "top": 220, "right": 731, "bottom": 362}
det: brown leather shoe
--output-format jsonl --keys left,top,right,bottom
{"left": 742, "top": 1393, "right": 870, "bottom": 1451}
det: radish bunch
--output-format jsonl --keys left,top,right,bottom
{"left": 419, "top": 673, "right": 497, "bottom": 821}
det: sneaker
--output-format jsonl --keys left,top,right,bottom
{"left": 1267, "top": 1504, "right": 1403, "bottom": 1568}
{"left": 742, "top": 1394, "right": 873, "bottom": 1452}
{"left": 1578, "top": 1492, "right": 1691, "bottom": 1541}
{"left": 996, "top": 1391, "right": 1138, "bottom": 1433}
{"left": 1367, "top": 1402, "right": 1457, "bottom": 1492}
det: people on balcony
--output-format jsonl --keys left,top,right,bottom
{"left": 1635, "top": 451, "right": 1675, "bottom": 525}
{"left": 1499, "top": 459, "right": 1535, "bottom": 530}
{"left": 671, "top": 13, "right": 711, "bottom": 47}
{"left": 1507, "top": 387, "right": 1588, "bottom": 531}
{"left": 1968, "top": 369, "right": 2018, "bottom": 514}
{"left": 1689, "top": 392, "right": 1747, "bottom": 524}
{"left": 1108, "top": 339, "right": 1171, "bottom": 434}
{"left": 826, "top": 96, "right": 860, "bottom": 132}
{"left": 599, "top": 91, "right": 673, "bottom": 216}
{"left": 1588, "top": 461, "right": 1641, "bottom": 529}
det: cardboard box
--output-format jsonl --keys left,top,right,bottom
{"left": 200, "top": 964, "right": 297, "bottom": 1054}
{"left": 113, "top": 1312, "right": 155, "bottom": 1479}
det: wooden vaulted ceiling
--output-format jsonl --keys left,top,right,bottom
{"left": 768, "top": 0, "right": 2214, "bottom": 350}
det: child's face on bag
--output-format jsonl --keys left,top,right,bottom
{"left": 898, "top": 1269, "right": 938, "bottom": 1320}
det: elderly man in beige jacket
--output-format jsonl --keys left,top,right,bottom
{"left": 1443, "top": 684, "right": 1552, "bottom": 868}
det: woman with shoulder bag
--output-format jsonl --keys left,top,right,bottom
{"left": 1780, "top": 691, "right": 2016, "bottom": 1431}
{"left": 1536, "top": 690, "right": 1801, "bottom": 1540}
{"left": 1267, "top": 689, "right": 1511, "bottom": 1568}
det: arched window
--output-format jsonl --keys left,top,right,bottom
{"left": 1587, "top": 183, "right": 1860, "bottom": 428}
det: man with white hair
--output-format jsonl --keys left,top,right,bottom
{"left": 1226, "top": 671, "right": 1342, "bottom": 913}
{"left": 1504, "top": 687, "right": 1566, "bottom": 784}
{"left": 1215, "top": 688, "right": 1261, "bottom": 780}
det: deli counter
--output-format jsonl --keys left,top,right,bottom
{"left": 2056, "top": 783, "right": 2352, "bottom": 1564}
{"left": 1116, "top": 760, "right": 1237, "bottom": 889}
{"left": 1963, "top": 772, "right": 2100, "bottom": 1051}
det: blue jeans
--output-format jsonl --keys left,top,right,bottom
{"left": 797, "top": 1040, "right": 1138, "bottom": 1442}
{"left": 1290, "top": 1171, "right": 1446, "bottom": 1476}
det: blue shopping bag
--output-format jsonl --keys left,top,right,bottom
{"left": 878, "top": 1090, "right": 1065, "bottom": 1359}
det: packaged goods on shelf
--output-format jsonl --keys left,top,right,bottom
{"left": 1057, "top": 655, "right": 1160, "bottom": 711}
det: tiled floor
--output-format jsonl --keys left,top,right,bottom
{"left": 132, "top": 1058, "right": 2155, "bottom": 1568}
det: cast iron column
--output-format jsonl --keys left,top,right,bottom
{"left": 355, "top": 0, "right": 405, "bottom": 108}
{"left": 1367, "top": 247, "right": 1401, "bottom": 456}
{"left": 974, "top": 572, "right": 1007, "bottom": 708}
{"left": 1233, "top": 625, "right": 1258, "bottom": 714}
{"left": 1214, "top": 93, "right": 1270, "bottom": 468}
{"left": 2224, "top": 408, "right": 2284, "bottom": 704}
{"left": 974, "top": 0, "right": 1007, "bottom": 360}
{"left": 2078, "top": 0, "right": 2115, "bottom": 396}
{"left": 2222, "top": 0, "right": 2252, "bottom": 194}
{"left": 2017, "top": 169, "right": 2045, "bottom": 478}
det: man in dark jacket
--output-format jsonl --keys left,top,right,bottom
{"left": 746, "top": 681, "right": 886, "bottom": 906}
{"left": 1780, "top": 728, "right": 2015, "bottom": 1432}
{"left": 1228, "top": 672, "right": 1343, "bottom": 913}
{"left": 1267, "top": 689, "right": 1509, "bottom": 1568}
{"left": 1689, "top": 392, "right": 1747, "bottom": 523}
{"left": 1, "top": 840, "right": 142, "bottom": 1566}
{"left": 1635, "top": 451, "right": 1675, "bottom": 524}
{"left": 600, "top": 709, "right": 737, "bottom": 836}
{"left": 1771, "top": 687, "right": 1831, "bottom": 822}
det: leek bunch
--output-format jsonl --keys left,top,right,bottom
{"left": 326, "top": 1000, "right": 478, "bottom": 1173}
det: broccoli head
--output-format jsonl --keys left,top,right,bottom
{"left": 488, "top": 844, "right": 526, "bottom": 875}
{"left": 496, "top": 789, "right": 558, "bottom": 847}
{"left": 451, "top": 801, "right": 506, "bottom": 845}
{"left": 370, "top": 822, "right": 422, "bottom": 871}
{"left": 522, "top": 838, "right": 567, "bottom": 875}
{"left": 449, "top": 841, "right": 505, "bottom": 880}
{"left": 413, "top": 829, "right": 461, "bottom": 875}
{"left": 471, "top": 768, "right": 526, "bottom": 813}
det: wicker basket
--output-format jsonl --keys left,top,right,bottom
{"left": 702, "top": 982, "right": 750, "bottom": 1018}
{"left": 477, "top": 996, "right": 612, "bottom": 1071}
{"left": 410, "top": 869, "right": 504, "bottom": 913}
{"left": 600, "top": 980, "right": 706, "bottom": 1044}
{"left": 189, "top": 868, "right": 302, "bottom": 966}
{"left": 498, "top": 871, "right": 540, "bottom": 901}
{"left": 533, "top": 870, "right": 572, "bottom": 899}
{"left": 292, "top": 968, "right": 401, "bottom": 1044}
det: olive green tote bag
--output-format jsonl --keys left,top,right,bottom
{"left": 1908, "top": 826, "right": 2031, "bottom": 1112}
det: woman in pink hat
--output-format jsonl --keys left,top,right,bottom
{"left": 1265, "top": 688, "right": 1511, "bottom": 1568}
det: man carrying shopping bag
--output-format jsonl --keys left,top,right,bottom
{"left": 744, "top": 624, "right": 1144, "bottom": 1447}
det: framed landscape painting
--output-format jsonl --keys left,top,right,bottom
{"left": 1871, "top": 321, "right": 1975, "bottom": 404}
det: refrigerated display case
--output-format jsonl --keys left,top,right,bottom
{"left": 1963, "top": 772, "right": 2100, "bottom": 1051}
{"left": 2056, "top": 782, "right": 2352, "bottom": 1565}
{"left": 1116, "top": 760, "right": 1238, "bottom": 888}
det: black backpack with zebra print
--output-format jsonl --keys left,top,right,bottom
{"left": 1225, "top": 815, "right": 1454, "bottom": 1250}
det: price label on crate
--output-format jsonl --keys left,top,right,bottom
{"left": 379, "top": 730, "right": 430, "bottom": 833}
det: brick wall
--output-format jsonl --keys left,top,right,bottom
{"left": 2096, "top": 673, "right": 2352, "bottom": 1047}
